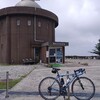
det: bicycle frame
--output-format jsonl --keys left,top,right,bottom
{"left": 55, "top": 68, "right": 86, "bottom": 89}
{"left": 39, "top": 68, "right": 95, "bottom": 100}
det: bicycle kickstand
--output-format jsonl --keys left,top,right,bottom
{"left": 63, "top": 96, "right": 70, "bottom": 100}
{"left": 63, "top": 95, "right": 66, "bottom": 100}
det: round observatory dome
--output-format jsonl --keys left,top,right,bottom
{"left": 15, "top": 0, "right": 41, "bottom": 8}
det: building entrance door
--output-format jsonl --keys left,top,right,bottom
{"left": 56, "top": 48, "right": 63, "bottom": 63}
{"left": 49, "top": 48, "right": 56, "bottom": 63}
{"left": 34, "top": 47, "right": 40, "bottom": 63}
{"left": 49, "top": 48, "right": 63, "bottom": 63}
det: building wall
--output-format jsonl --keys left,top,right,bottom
{"left": 41, "top": 47, "right": 47, "bottom": 63}
{"left": 10, "top": 15, "right": 33, "bottom": 63}
{"left": 0, "top": 17, "right": 9, "bottom": 63}
{"left": 0, "top": 7, "right": 58, "bottom": 64}
{"left": 36, "top": 17, "right": 55, "bottom": 42}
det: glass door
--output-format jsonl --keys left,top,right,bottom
{"left": 49, "top": 48, "right": 63, "bottom": 63}
{"left": 56, "top": 48, "right": 63, "bottom": 63}
{"left": 49, "top": 48, "right": 56, "bottom": 63}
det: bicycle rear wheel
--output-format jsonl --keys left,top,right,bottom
{"left": 39, "top": 77, "right": 60, "bottom": 100}
{"left": 72, "top": 77, "right": 95, "bottom": 100}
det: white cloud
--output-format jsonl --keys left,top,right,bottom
{"left": 54, "top": 0, "right": 100, "bottom": 55}
{"left": 0, "top": 0, "right": 100, "bottom": 56}
{"left": 0, "top": 0, "right": 18, "bottom": 8}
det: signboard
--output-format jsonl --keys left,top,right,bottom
{"left": 53, "top": 42, "right": 69, "bottom": 46}
{"left": 46, "top": 51, "right": 49, "bottom": 58}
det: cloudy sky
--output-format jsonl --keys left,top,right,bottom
{"left": 0, "top": 0, "right": 100, "bottom": 56}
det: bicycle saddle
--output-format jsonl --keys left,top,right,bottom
{"left": 52, "top": 68, "right": 60, "bottom": 73}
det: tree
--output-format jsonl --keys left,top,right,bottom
{"left": 91, "top": 39, "right": 100, "bottom": 57}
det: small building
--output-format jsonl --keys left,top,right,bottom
{"left": 0, "top": 0, "right": 68, "bottom": 64}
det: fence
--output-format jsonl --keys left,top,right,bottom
{"left": 0, "top": 71, "right": 9, "bottom": 98}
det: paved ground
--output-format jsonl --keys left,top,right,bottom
{"left": 0, "top": 59, "right": 100, "bottom": 100}
{"left": 0, "top": 65, "right": 36, "bottom": 80}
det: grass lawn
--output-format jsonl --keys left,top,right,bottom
{"left": 0, "top": 66, "right": 35, "bottom": 89}
{"left": 0, "top": 78, "right": 22, "bottom": 89}
{"left": 50, "top": 63, "right": 62, "bottom": 67}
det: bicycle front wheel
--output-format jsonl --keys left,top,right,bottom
{"left": 39, "top": 77, "right": 60, "bottom": 100}
{"left": 72, "top": 77, "right": 95, "bottom": 100}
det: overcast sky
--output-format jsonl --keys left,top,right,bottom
{"left": 0, "top": 0, "right": 100, "bottom": 56}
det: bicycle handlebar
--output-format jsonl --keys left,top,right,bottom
{"left": 74, "top": 68, "right": 86, "bottom": 75}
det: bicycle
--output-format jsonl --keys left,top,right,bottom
{"left": 38, "top": 67, "right": 95, "bottom": 100}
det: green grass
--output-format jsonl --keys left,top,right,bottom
{"left": 0, "top": 72, "right": 32, "bottom": 89}
{"left": 0, "top": 71, "right": 33, "bottom": 89}
{"left": 0, "top": 81, "right": 6, "bottom": 89}
{"left": 0, "top": 78, "right": 22, "bottom": 89}
{"left": 0, "top": 67, "right": 35, "bottom": 89}
{"left": 50, "top": 63, "right": 61, "bottom": 67}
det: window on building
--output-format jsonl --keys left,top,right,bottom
{"left": 38, "top": 21, "right": 41, "bottom": 27}
{"left": 28, "top": 20, "right": 31, "bottom": 26}
{"left": 49, "top": 49, "right": 55, "bottom": 56}
{"left": 17, "top": 20, "right": 20, "bottom": 26}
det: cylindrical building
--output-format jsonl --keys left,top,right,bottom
{"left": 0, "top": 0, "right": 68, "bottom": 64}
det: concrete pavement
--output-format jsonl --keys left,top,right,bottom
{"left": 0, "top": 60, "right": 100, "bottom": 100}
